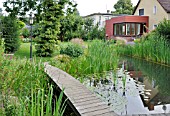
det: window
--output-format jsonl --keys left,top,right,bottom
{"left": 114, "top": 24, "right": 117, "bottom": 35}
{"left": 136, "top": 24, "right": 141, "bottom": 35}
{"left": 131, "top": 24, "right": 135, "bottom": 35}
{"left": 114, "top": 23, "right": 144, "bottom": 36}
{"left": 153, "top": 6, "right": 157, "bottom": 14}
{"left": 99, "top": 16, "right": 101, "bottom": 25}
{"left": 114, "top": 24, "right": 125, "bottom": 35}
{"left": 153, "top": 24, "right": 157, "bottom": 29}
{"left": 126, "top": 23, "right": 131, "bottom": 35}
{"left": 139, "top": 9, "right": 144, "bottom": 16}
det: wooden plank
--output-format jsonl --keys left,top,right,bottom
{"left": 74, "top": 96, "right": 100, "bottom": 103}
{"left": 97, "top": 112, "right": 118, "bottom": 116}
{"left": 81, "top": 108, "right": 112, "bottom": 116}
{"left": 76, "top": 102, "right": 107, "bottom": 110}
{"left": 74, "top": 99, "right": 102, "bottom": 107}
{"left": 78, "top": 105, "right": 109, "bottom": 114}
{"left": 73, "top": 94, "right": 97, "bottom": 100}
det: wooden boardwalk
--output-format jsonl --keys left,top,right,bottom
{"left": 44, "top": 63, "right": 170, "bottom": 116}
{"left": 44, "top": 63, "right": 117, "bottom": 116}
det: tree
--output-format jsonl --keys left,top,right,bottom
{"left": 3, "top": 0, "right": 38, "bottom": 19}
{"left": 58, "top": 1, "right": 79, "bottom": 41}
{"left": 113, "top": 0, "right": 133, "bottom": 15}
{"left": 2, "top": 16, "right": 20, "bottom": 53}
{"left": 35, "top": 0, "right": 65, "bottom": 57}
{"left": 59, "top": 12, "right": 83, "bottom": 41}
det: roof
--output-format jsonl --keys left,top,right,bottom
{"left": 83, "top": 13, "right": 116, "bottom": 18}
{"left": 133, "top": 0, "right": 141, "bottom": 15}
{"left": 157, "top": 0, "right": 170, "bottom": 13}
{"left": 83, "top": 13, "right": 129, "bottom": 18}
{"left": 133, "top": 0, "right": 170, "bottom": 14}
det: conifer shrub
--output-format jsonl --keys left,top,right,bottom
{"left": 35, "top": 0, "right": 61, "bottom": 57}
{"left": 2, "top": 16, "right": 20, "bottom": 53}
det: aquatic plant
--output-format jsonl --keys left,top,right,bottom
{"left": 116, "top": 33, "right": 170, "bottom": 66}
{"left": 0, "top": 57, "right": 67, "bottom": 115}
{"left": 54, "top": 40, "right": 119, "bottom": 80}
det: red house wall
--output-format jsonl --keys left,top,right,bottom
{"left": 105, "top": 16, "right": 149, "bottom": 39}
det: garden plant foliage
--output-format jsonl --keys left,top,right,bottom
{"left": 0, "top": 56, "right": 66, "bottom": 116}
{"left": 2, "top": 16, "right": 20, "bottom": 53}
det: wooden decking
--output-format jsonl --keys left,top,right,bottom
{"left": 44, "top": 63, "right": 117, "bottom": 116}
{"left": 44, "top": 63, "right": 170, "bottom": 116}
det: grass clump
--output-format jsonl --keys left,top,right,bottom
{"left": 53, "top": 40, "right": 119, "bottom": 80}
{"left": 0, "top": 57, "right": 67, "bottom": 116}
{"left": 116, "top": 32, "right": 170, "bottom": 66}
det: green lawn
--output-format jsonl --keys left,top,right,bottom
{"left": 14, "top": 43, "right": 51, "bottom": 62}
{"left": 14, "top": 43, "right": 36, "bottom": 59}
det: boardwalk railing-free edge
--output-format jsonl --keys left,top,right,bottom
{"left": 44, "top": 62, "right": 117, "bottom": 116}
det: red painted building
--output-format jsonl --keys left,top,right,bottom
{"left": 105, "top": 16, "right": 149, "bottom": 40}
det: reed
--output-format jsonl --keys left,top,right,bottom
{"left": 54, "top": 40, "right": 119, "bottom": 80}
{"left": 116, "top": 33, "right": 170, "bottom": 66}
{"left": 0, "top": 57, "right": 66, "bottom": 115}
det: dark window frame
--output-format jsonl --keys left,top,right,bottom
{"left": 139, "top": 9, "right": 144, "bottom": 16}
{"left": 113, "top": 23, "right": 145, "bottom": 37}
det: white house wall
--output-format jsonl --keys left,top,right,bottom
{"left": 85, "top": 14, "right": 115, "bottom": 29}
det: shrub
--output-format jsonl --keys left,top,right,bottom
{"left": 22, "top": 28, "right": 30, "bottom": 38}
{"left": 60, "top": 43, "right": 84, "bottom": 57}
{"left": 156, "top": 19, "right": 170, "bottom": 43}
{"left": 2, "top": 16, "right": 20, "bottom": 53}
{"left": 53, "top": 54, "right": 71, "bottom": 63}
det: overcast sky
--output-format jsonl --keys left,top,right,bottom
{"left": 0, "top": 0, "right": 139, "bottom": 16}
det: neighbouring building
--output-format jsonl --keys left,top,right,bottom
{"left": 133, "top": 0, "right": 170, "bottom": 31}
{"left": 105, "top": 15, "right": 149, "bottom": 40}
{"left": 83, "top": 12, "right": 116, "bottom": 29}
{"left": 105, "top": 0, "right": 170, "bottom": 41}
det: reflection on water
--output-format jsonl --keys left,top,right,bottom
{"left": 83, "top": 57, "right": 170, "bottom": 115}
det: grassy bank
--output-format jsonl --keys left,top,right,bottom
{"left": 53, "top": 40, "right": 119, "bottom": 81}
{"left": 116, "top": 35, "right": 170, "bottom": 66}
{"left": 0, "top": 55, "right": 66, "bottom": 115}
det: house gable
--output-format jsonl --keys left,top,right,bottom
{"left": 133, "top": 0, "right": 169, "bottom": 31}
{"left": 133, "top": 0, "right": 170, "bottom": 14}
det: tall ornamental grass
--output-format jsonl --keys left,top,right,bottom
{"left": 0, "top": 57, "right": 66, "bottom": 116}
{"left": 54, "top": 40, "right": 119, "bottom": 80}
{"left": 116, "top": 33, "right": 170, "bottom": 66}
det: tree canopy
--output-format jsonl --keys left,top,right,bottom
{"left": 113, "top": 0, "right": 134, "bottom": 15}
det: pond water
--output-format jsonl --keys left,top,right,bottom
{"left": 83, "top": 57, "right": 170, "bottom": 115}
